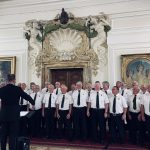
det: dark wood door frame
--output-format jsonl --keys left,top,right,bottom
{"left": 41, "top": 62, "right": 92, "bottom": 88}
{"left": 50, "top": 68, "right": 83, "bottom": 90}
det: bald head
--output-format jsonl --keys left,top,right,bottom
{"left": 132, "top": 81, "right": 139, "bottom": 87}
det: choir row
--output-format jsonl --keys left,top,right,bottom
{"left": 0, "top": 80, "right": 150, "bottom": 148}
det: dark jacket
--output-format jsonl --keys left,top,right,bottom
{"left": 0, "top": 84, "right": 35, "bottom": 122}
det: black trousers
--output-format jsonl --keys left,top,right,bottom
{"left": 19, "top": 116, "right": 28, "bottom": 136}
{"left": 1, "top": 120, "right": 19, "bottom": 150}
{"left": 27, "top": 110, "right": 36, "bottom": 137}
{"left": 19, "top": 105, "right": 28, "bottom": 136}
{"left": 45, "top": 108, "right": 56, "bottom": 138}
{"left": 57, "top": 110, "right": 72, "bottom": 140}
{"left": 73, "top": 107, "right": 87, "bottom": 140}
{"left": 86, "top": 109, "right": 91, "bottom": 139}
{"left": 129, "top": 112, "right": 143, "bottom": 144}
{"left": 91, "top": 108, "right": 106, "bottom": 142}
{"left": 33, "top": 109, "right": 42, "bottom": 137}
{"left": 41, "top": 116, "right": 45, "bottom": 137}
{"left": 145, "top": 114, "right": 150, "bottom": 148}
{"left": 110, "top": 114, "right": 124, "bottom": 143}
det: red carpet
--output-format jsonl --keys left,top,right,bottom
{"left": 31, "top": 138, "right": 148, "bottom": 150}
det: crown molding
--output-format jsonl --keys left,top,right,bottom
{"left": 0, "top": 0, "right": 146, "bottom": 17}
{"left": 0, "top": 0, "right": 134, "bottom": 10}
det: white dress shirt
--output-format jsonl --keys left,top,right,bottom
{"left": 102, "top": 89, "right": 113, "bottom": 99}
{"left": 56, "top": 93, "right": 73, "bottom": 110}
{"left": 127, "top": 93, "right": 142, "bottom": 113}
{"left": 54, "top": 88, "right": 62, "bottom": 95}
{"left": 89, "top": 90, "right": 109, "bottom": 109}
{"left": 122, "top": 89, "right": 132, "bottom": 99}
{"left": 27, "top": 89, "right": 34, "bottom": 95}
{"left": 122, "top": 88, "right": 132, "bottom": 98}
{"left": 85, "top": 89, "right": 94, "bottom": 98}
{"left": 72, "top": 89, "right": 88, "bottom": 107}
{"left": 141, "top": 92, "right": 150, "bottom": 116}
{"left": 119, "top": 88, "right": 122, "bottom": 95}
{"left": 43, "top": 92, "right": 57, "bottom": 108}
{"left": 68, "top": 90, "right": 75, "bottom": 96}
{"left": 109, "top": 93, "right": 128, "bottom": 114}
{"left": 139, "top": 90, "right": 148, "bottom": 95}
{"left": 30, "top": 92, "right": 43, "bottom": 110}
{"left": 19, "top": 89, "right": 30, "bottom": 105}
{"left": 41, "top": 87, "right": 48, "bottom": 95}
{"left": 128, "top": 89, "right": 142, "bottom": 96}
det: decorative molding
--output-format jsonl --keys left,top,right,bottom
{"left": 1, "top": 0, "right": 149, "bottom": 19}
{"left": 24, "top": 11, "right": 111, "bottom": 78}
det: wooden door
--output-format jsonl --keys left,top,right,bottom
{"left": 51, "top": 68, "right": 83, "bottom": 90}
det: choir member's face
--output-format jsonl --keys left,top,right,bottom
{"left": 32, "top": 85, "right": 36, "bottom": 92}
{"left": 45, "top": 82, "right": 50, "bottom": 88}
{"left": 31, "top": 85, "right": 35, "bottom": 90}
{"left": 17, "top": 83, "right": 21, "bottom": 87}
{"left": 95, "top": 83, "right": 100, "bottom": 91}
{"left": 140, "top": 85, "right": 147, "bottom": 93}
{"left": 76, "top": 83, "right": 82, "bottom": 90}
{"left": 112, "top": 87, "right": 119, "bottom": 95}
{"left": 133, "top": 88, "right": 139, "bottom": 95}
{"left": 21, "top": 83, "right": 26, "bottom": 90}
{"left": 133, "top": 85, "right": 139, "bottom": 90}
{"left": 61, "top": 86, "right": 67, "bottom": 94}
{"left": 147, "top": 85, "right": 150, "bottom": 93}
{"left": 87, "top": 84, "right": 92, "bottom": 91}
{"left": 35, "top": 85, "right": 40, "bottom": 93}
{"left": 48, "top": 85, "right": 54, "bottom": 93}
{"left": 71, "top": 84, "right": 76, "bottom": 91}
{"left": 55, "top": 82, "right": 60, "bottom": 88}
{"left": 116, "top": 81, "right": 122, "bottom": 88}
{"left": 103, "top": 83, "right": 109, "bottom": 90}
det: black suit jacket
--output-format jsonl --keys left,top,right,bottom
{"left": 0, "top": 84, "right": 35, "bottom": 122}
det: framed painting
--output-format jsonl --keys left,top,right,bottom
{"left": 121, "top": 54, "right": 150, "bottom": 87}
{"left": 0, "top": 56, "right": 16, "bottom": 83}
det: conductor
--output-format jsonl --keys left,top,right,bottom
{"left": 0, "top": 74, "right": 35, "bottom": 150}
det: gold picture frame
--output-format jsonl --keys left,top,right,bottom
{"left": 0, "top": 56, "right": 16, "bottom": 83}
{"left": 121, "top": 54, "right": 150, "bottom": 87}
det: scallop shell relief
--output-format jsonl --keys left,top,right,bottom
{"left": 49, "top": 28, "right": 82, "bottom": 61}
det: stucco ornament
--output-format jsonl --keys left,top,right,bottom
{"left": 49, "top": 28, "right": 82, "bottom": 61}
{"left": 24, "top": 20, "right": 42, "bottom": 68}
{"left": 24, "top": 11, "right": 111, "bottom": 77}
{"left": 85, "top": 13, "right": 111, "bottom": 68}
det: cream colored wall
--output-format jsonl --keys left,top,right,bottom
{"left": 108, "top": 14, "right": 150, "bottom": 86}
{"left": 0, "top": 0, "right": 150, "bottom": 87}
